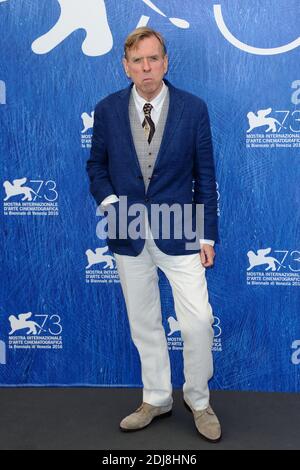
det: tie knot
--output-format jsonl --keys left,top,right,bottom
{"left": 143, "top": 103, "right": 153, "bottom": 117}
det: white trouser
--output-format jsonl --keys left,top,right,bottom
{"left": 114, "top": 224, "right": 215, "bottom": 411}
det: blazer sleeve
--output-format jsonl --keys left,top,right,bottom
{"left": 86, "top": 102, "right": 116, "bottom": 206}
{"left": 194, "top": 100, "right": 219, "bottom": 243}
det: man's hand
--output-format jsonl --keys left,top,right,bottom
{"left": 200, "top": 244, "right": 215, "bottom": 268}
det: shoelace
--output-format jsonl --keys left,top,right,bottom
{"left": 135, "top": 403, "right": 148, "bottom": 413}
{"left": 193, "top": 406, "right": 215, "bottom": 418}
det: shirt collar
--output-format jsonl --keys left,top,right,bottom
{"left": 132, "top": 81, "right": 168, "bottom": 113}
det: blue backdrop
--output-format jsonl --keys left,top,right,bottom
{"left": 1, "top": 0, "right": 299, "bottom": 391}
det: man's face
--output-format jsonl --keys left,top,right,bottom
{"left": 123, "top": 36, "right": 168, "bottom": 101}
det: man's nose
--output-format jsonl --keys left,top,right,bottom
{"left": 142, "top": 58, "right": 151, "bottom": 71}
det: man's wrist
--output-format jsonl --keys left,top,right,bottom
{"left": 200, "top": 239, "right": 215, "bottom": 247}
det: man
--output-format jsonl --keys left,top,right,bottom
{"left": 86, "top": 27, "right": 221, "bottom": 443}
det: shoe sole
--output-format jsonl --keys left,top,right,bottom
{"left": 183, "top": 400, "right": 222, "bottom": 443}
{"left": 119, "top": 409, "right": 172, "bottom": 433}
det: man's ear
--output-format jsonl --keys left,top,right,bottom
{"left": 122, "top": 57, "right": 130, "bottom": 77}
{"left": 163, "top": 54, "right": 169, "bottom": 74}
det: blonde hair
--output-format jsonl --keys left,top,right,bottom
{"left": 124, "top": 27, "right": 167, "bottom": 59}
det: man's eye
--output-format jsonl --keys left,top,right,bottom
{"left": 133, "top": 59, "right": 141, "bottom": 63}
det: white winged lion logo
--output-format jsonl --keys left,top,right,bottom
{"left": 247, "top": 248, "right": 286, "bottom": 272}
{"left": 3, "top": 178, "right": 41, "bottom": 201}
{"left": 9, "top": 312, "right": 46, "bottom": 335}
{"left": 85, "top": 247, "right": 115, "bottom": 269}
{"left": 247, "top": 108, "right": 285, "bottom": 133}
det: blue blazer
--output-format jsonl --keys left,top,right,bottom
{"left": 86, "top": 79, "right": 219, "bottom": 256}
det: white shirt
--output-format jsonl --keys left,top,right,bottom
{"left": 132, "top": 81, "right": 168, "bottom": 126}
{"left": 100, "top": 82, "right": 214, "bottom": 247}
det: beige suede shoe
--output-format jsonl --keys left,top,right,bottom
{"left": 120, "top": 402, "right": 172, "bottom": 432}
{"left": 184, "top": 399, "right": 222, "bottom": 443}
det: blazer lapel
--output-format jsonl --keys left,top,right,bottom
{"left": 152, "top": 80, "right": 185, "bottom": 173}
{"left": 115, "top": 84, "right": 143, "bottom": 175}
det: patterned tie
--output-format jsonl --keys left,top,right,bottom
{"left": 142, "top": 103, "right": 155, "bottom": 144}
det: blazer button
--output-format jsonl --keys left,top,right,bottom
{"left": 145, "top": 198, "right": 149, "bottom": 202}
